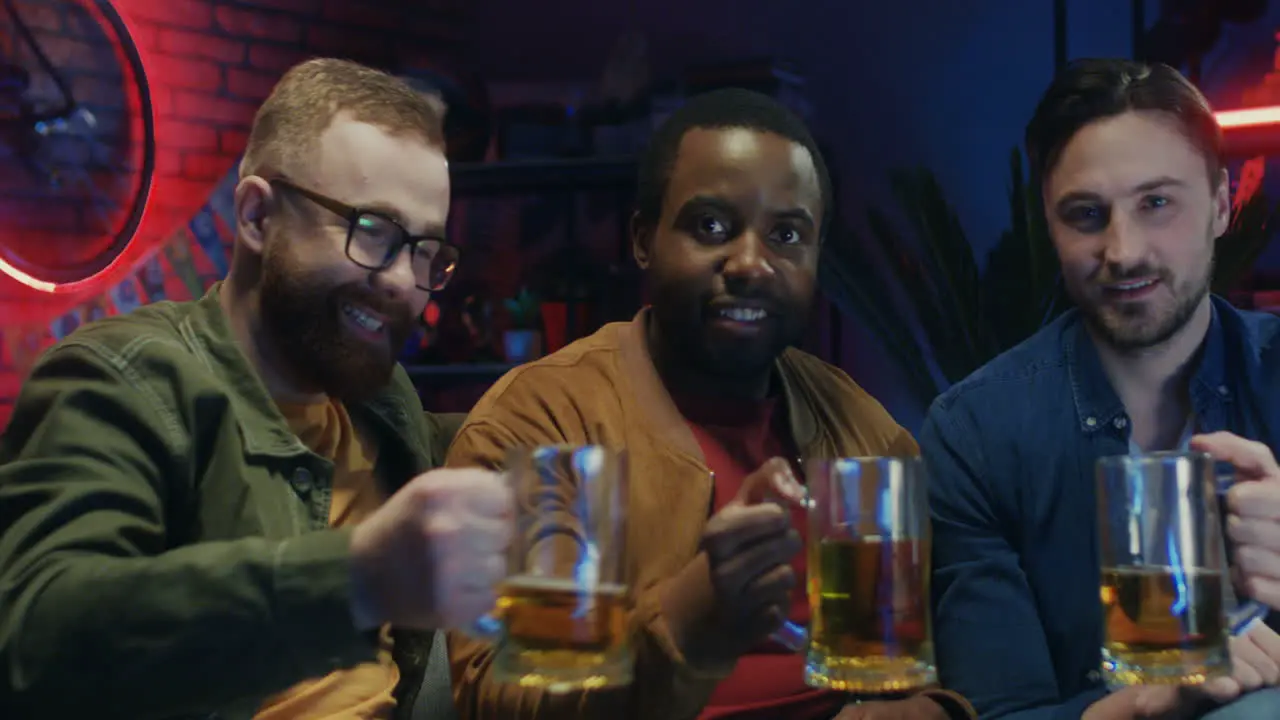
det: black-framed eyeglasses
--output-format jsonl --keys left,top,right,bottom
{"left": 269, "top": 177, "right": 459, "bottom": 292}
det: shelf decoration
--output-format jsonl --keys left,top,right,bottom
{"left": 502, "top": 286, "right": 543, "bottom": 364}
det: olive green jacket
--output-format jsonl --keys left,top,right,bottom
{"left": 0, "top": 284, "right": 462, "bottom": 720}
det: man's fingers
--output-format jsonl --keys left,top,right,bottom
{"left": 743, "top": 596, "right": 790, "bottom": 637}
{"left": 1241, "top": 575, "right": 1280, "bottom": 609}
{"left": 721, "top": 528, "right": 801, "bottom": 580}
{"left": 1133, "top": 685, "right": 1183, "bottom": 716}
{"left": 1228, "top": 514, "right": 1280, "bottom": 550}
{"left": 714, "top": 529, "right": 800, "bottom": 596}
{"left": 433, "top": 554, "right": 502, "bottom": 629}
{"left": 456, "top": 515, "right": 513, "bottom": 555}
{"left": 1191, "top": 432, "right": 1280, "bottom": 481}
{"left": 410, "top": 468, "right": 514, "bottom": 517}
{"left": 1248, "top": 622, "right": 1280, "bottom": 669}
{"left": 737, "top": 457, "right": 808, "bottom": 508}
{"left": 1196, "top": 676, "right": 1243, "bottom": 704}
{"left": 1229, "top": 653, "right": 1266, "bottom": 694}
{"left": 1227, "top": 484, "right": 1280, "bottom": 521}
{"left": 464, "top": 473, "right": 515, "bottom": 517}
{"left": 1232, "top": 633, "right": 1278, "bottom": 690}
{"left": 705, "top": 504, "right": 791, "bottom": 557}
{"left": 1136, "top": 684, "right": 1234, "bottom": 720}
{"left": 1233, "top": 545, "right": 1280, "bottom": 585}
{"left": 750, "top": 563, "right": 797, "bottom": 600}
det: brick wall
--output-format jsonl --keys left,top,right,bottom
{"left": 117, "top": 0, "right": 463, "bottom": 242}
{"left": 0, "top": 0, "right": 466, "bottom": 427}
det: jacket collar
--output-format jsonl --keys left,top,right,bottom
{"left": 176, "top": 282, "right": 423, "bottom": 460}
{"left": 616, "top": 308, "right": 820, "bottom": 462}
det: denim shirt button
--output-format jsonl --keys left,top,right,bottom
{"left": 1085, "top": 416, "right": 1097, "bottom": 428}
{"left": 1218, "top": 385, "right": 1230, "bottom": 397}
{"left": 1114, "top": 417, "right": 1127, "bottom": 429}
{"left": 291, "top": 467, "right": 314, "bottom": 494}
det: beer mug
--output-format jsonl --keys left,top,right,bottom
{"left": 1096, "top": 452, "right": 1242, "bottom": 686}
{"left": 471, "top": 445, "right": 632, "bottom": 693}
{"left": 774, "top": 457, "right": 936, "bottom": 692}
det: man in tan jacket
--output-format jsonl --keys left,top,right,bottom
{"left": 445, "top": 89, "right": 974, "bottom": 720}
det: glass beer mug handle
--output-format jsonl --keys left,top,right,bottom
{"left": 771, "top": 619, "right": 808, "bottom": 652}
{"left": 467, "top": 611, "right": 503, "bottom": 641}
{"left": 1229, "top": 600, "right": 1270, "bottom": 636}
{"left": 1217, "top": 473, "right": 1272, "bottom": 636}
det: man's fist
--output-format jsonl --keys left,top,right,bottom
{"left": 348, "top": 468, "right": 513, "bottom": 630}
{"left": 686, "top": 457, "right": 807, "bottom": 662}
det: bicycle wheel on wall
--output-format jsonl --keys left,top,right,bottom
{"left": 0, "top": 0, "right": 155, "bottom": 291}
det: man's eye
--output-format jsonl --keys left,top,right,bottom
{"left": 1141, "top": 195, "right": 1170, "bottom": 211}
{"left": 696, "top": 216, "right": 728, "bottom": 238}
{"left": 771, "top": 226, "right": 802, "bottom": 245}
{"left": 1064, "top": 205, "right": 1108, "bottom": 232}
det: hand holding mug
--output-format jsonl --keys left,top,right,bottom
{"left": 348, "top": 467, "right": 513, "bottom": 631}
{"left": 1191, "top": 432, "right": 1280, "bottom": 608}
{"left": 666, "top": 457, "right": 806, "bottom": 666}
{"left": 702, "top": 457, "right": 807, "bottom": 641}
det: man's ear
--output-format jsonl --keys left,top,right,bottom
{"left": 1211, "top": 166, "right": 1231, "bottom": 239}
{"left": 630, "top": 211, "right": 653, "bottom": 270}
{"left": 236, "top": 176, "right": 274, "bottom": 256}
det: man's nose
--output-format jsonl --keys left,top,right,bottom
{"left": 722, "top": 232, "right": 775, "bottom": 284}
{"left": 372, "top": 244, "right": 419, "bottom": 301}
{"left": 1100, "top": 214, "right": 1147, "bottom": 271}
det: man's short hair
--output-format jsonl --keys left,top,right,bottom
{"left": 636, "top": 88, "right": 833, "bottom": 238}
{"left": 1025, "top": 58, "right": 1223, "bottom": 186}
{"left": 241, "top": 58, "right": 446, "bottom": 179}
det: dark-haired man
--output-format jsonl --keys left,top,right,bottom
{"left": 923, "top": 58, "right": 1280, "bottom": 720}
{"left": 0, "top": 58, "right": 510, "bottom": 720}
{"left": 445, "top": 89, "right": 974, "bottom": 720}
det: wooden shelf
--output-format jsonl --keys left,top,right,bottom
{"left": 450, "top": 156, "right": 637, "bottom": 194}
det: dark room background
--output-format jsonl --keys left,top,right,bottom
{"left": 3, "top": 0, "right": 1279, "bottom": 432}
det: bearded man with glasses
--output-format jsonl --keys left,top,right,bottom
{"left": 0, "top": 58, "right": 511, "bottom": 720}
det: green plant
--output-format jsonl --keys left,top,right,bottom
{"left": 821, "top": 147, "right": 1278, "bottom": 410}
{"left": 503, "top": 287, "right": 542, "bottom": 330}
{"left": 1213, "top": 190, "right": 1279, "bottom": 295}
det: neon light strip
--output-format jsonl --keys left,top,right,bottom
{"left": 1216, "top": 106, "right": 1280, "bottom": 129}
{"left": 0, "top": 255, "right": 57, "bottom": 292}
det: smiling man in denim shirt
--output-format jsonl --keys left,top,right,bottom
{"left": 921, "top": 59, "right": 1280, "bottom": 720}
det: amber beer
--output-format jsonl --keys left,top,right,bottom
{"left": 471, "top": 445, "right": 632, "bottom": 691}
{"left": 803, "top": 457, "right": 935, "bottom": 692}
{"left": 808, "top": 536, "right": 934, "bottom": 692}
{"left": 492, "top": 575, "right": 631, "bottom": 691}
{"left": 1096, "top": 452, "right": 1233, "bottom": 686}
{"left": 1100, "top": 566, "right": 1227, "bottom": 685}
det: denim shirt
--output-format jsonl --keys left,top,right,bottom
{"left": 919, "top": 296, "right": 1280, "bottom": 720}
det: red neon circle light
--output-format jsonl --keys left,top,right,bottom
{"left": 0, "top": 1, "right": 156, "bottom": 295}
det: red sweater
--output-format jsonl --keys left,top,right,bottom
{"left": 671, "top": 391, "right": 845, "bottom": 720}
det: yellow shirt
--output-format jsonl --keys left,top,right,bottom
{"left": 254, "top": 400, "right": 399, "bottom": 720}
